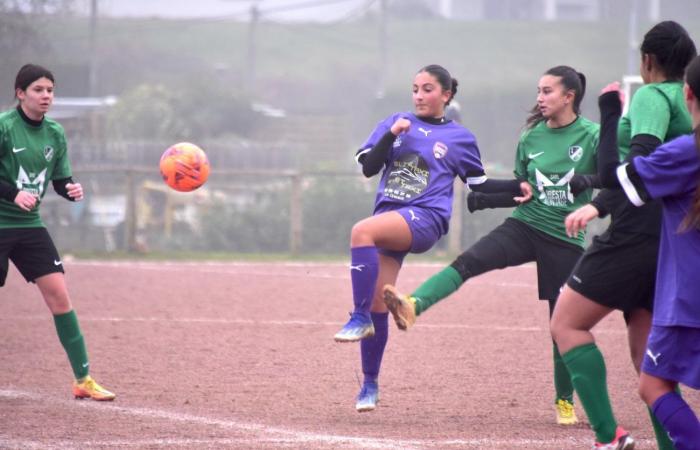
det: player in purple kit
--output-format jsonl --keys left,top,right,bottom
{"left": 333, "top": 64, "right": 530, "bottom": 412}
{"left": 595, "top": 54, "right": 700, "bottom": 450}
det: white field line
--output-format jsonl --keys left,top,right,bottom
{"left": 0, "top": 390, "right": 653, "bottom": 449}
{"left": 71, "top": 260, "right": 537, "bottom": 269}
{"left": 67, "top": 260, "right": 536, "bottom": 288}
{"left": 0, "top": 315, "right": 628, "bottom": 335}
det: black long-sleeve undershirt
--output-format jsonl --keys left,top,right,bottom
{"left": 0, "top": 177, "right": 76, "bottom": 203}
{"left": 593, "top": 91, "right": 659, "bottom": 217}
{"left": 53, "top": 177, "right": 76, "bottom": 201}
{"left": 597, "top": 91, "right": 662, "bottom": 188}
{"left": 468, "top": 178, "right": 522, "bottom": 194}
{"left": 357, "top": 131, "right": 396, "bottom": 178}
{"left": 0, "top": 179, "right": 19, "bottom": 202}
{"left": 466, "top": 191, "right": 519, "bottom": 212}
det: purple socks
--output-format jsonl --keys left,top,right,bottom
{"left": 361, "top": 312, "right": 389, "bottom": 384}
{"left": 350, "top": 246, "right": 379, "bottom": 319}
{"left": 652, "top": 391, "right": 700, "bottom": 450}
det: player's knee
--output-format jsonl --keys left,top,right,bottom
{"left": 41, "top": 288, "right": 72, "bottom": 314}
{"left": 350, "top": 221, "right": 373, "bottom": 247}
{"left": 549, "top": 318, "right": 565, "bottom": 347}
{"left": 638, "top": 380, "right": 653, "bottom": 405}
{"left": 449, "top": 252, "right": 479, "bottom": 281}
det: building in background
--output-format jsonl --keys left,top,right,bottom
{"left": 443, "top": 0, "right": 700, "bottom": 22}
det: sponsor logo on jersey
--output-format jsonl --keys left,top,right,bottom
{"left": 418, "top": 127, "right": 432, "bottom": 137}
{"left": 385, "top": 153, "right": 430, "bottom": 201}
{"left": 16, "top": 167, "right": 47, "bottom": 198}
{"left": 44, "top": 146, "right": 54, "bottom": 161}
{"left": 569, "top": 145, "right": 583, "bottom": 162}
{"left": 433, "top": 142, "right": 448, "bottom": 159}
{"left": 12, "top": 147, "right": 26, "bottom": 153}
{"left": 528, "top": 151, "right": 545, "bottom": 159}
{"left": 535, "top": 168, "right": 575, "bottom": 206}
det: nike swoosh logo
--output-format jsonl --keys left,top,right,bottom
{"left": 528, "top": 152, "right": 544, "bottom": 159}
{"left": 12, "top": 147, "right": 26, "bottom": 153}
{"left": 54, "top": 260, "right": 62, "bottom": 266}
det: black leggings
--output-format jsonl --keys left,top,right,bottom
{"left": 450, "top": 218, "right": 583, "bottom": 303}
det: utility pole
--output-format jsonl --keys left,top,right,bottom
{"left": 88, "top": 0, "right": 98, "bottom": 96}
{"left": 377, "top": 0, "right": 387, "bottom": 99}
{"left": 247, "top": 4, "right": 260, "bottom": 97}
{"left": 626, "top": 0, "right": 639, "bottom": 75}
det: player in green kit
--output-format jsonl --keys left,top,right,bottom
{"left": 382, "top": 65, "right": 599, "bottom": 425}
{"left": 0, "top": 64, "right": 115, "bottom": 401}
{"left": 551, "top": 21, "right": 696, "bottom": 449}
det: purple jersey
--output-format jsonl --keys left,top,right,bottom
{"left": 357, "top": 112, "right": 484, "bottom": 234}
{"left": 623, "top": 134, "right": 700, "bottom": 327}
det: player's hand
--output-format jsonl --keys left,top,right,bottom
{"left": 390, "top": 118, "right": 411, "bottom": 136}
{"left": 600, "top": 81, "right": 624, "bottom": 106}
{"left": 66, "top": 182, "right": 84, "bottom": 201}
{"left": 565, "top": 204, "right": 600, "bottom": 237}
{"left": 514, "top": 181, "right": 532, "bottom": 203}
{"left": 14, "top": 191, "right": 38, "bottom": 212}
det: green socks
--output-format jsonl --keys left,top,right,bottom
{"left": 553, "top": 344, "right": 574, "bottom": 403}
{"left": 563, "top": 343, "right": 617, "bottom": 443}
{"left": 411, "top": 266, "right": 464, "bottom": 315}
{"left": 53, "top": 310, "right": 89, "bottom": 380}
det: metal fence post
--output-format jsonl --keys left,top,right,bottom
{"left": 123, "top": 169, "right": 137, "bottom": 252}
{"left": 289, "top": 173, "right": 303, "bottom": 255}
{"left": 448, "top": 179, "right": 464, "bottom": 256}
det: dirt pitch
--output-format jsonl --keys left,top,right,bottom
{"left": 1, "top": 261, "right": 698, "bottom": 449}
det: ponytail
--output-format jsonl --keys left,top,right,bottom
{"left": 681, "top": 55, "right": 700, "bottom": 231}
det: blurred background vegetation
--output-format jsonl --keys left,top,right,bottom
{"left": 2, "top": 0, "right": 699, "bottom": 257}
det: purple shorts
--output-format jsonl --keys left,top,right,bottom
{"left": 642, "top": 325, "right": 700, "bottom": 389}
{"left": 377, "top": 206, "right": 444, "bottom": 265}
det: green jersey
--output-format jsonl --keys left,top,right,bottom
{"left": 511, "top": 116, "right": 600, "bottom": 247}
{"left": 0, "top": 108, "right": 72, "bottom": 228}
{"left": 617, "top": 81, "right": 691, "bottom": 158}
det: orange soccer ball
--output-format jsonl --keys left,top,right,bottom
{"left": 159, "top": 142, "right": 211, "bottom": 192}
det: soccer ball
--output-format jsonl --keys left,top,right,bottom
{"left": 159, "top": 142, "right": 211, "bottom": 192}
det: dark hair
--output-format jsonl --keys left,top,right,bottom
{"left": 525, "top": 65, "right": 586, "bottom": 129}
{"left": 681, "top": 55, "right": 700, "bottom": 231}
{"left": 417, "top": 64, "right": 458, "bottom": 105}
{"left": 15, "top": 63, "right": 54, "bottom": 96}
{"left": 641, "top": 21, "right": 697, "bottom": 81}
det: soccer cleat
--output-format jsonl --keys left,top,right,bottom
{"left": 382, "top": 284, "right": 417, "bottom": 331}
{"left": 593, "top": 426, "right": 635, "bottom": 450}
{"left": 355, "top": 381, "right": 379, "bottom": 412}
{"left": 555, "top": 398, "right": 579, "bottom": 425}
{"left": 334, "top": 313, "right": 375, "bottom": 342}
{"left": 72, "top": 375, "right": 116, "bottom": 401}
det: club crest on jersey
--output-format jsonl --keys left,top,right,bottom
{"left": 433, "top": 142, "right": 448, "bottom": 159}
{"left": 568, "top": 145, "right": 583, "bottom": 162}
{"left": 44, "top": 146, "right": 54, "bottom": 161}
